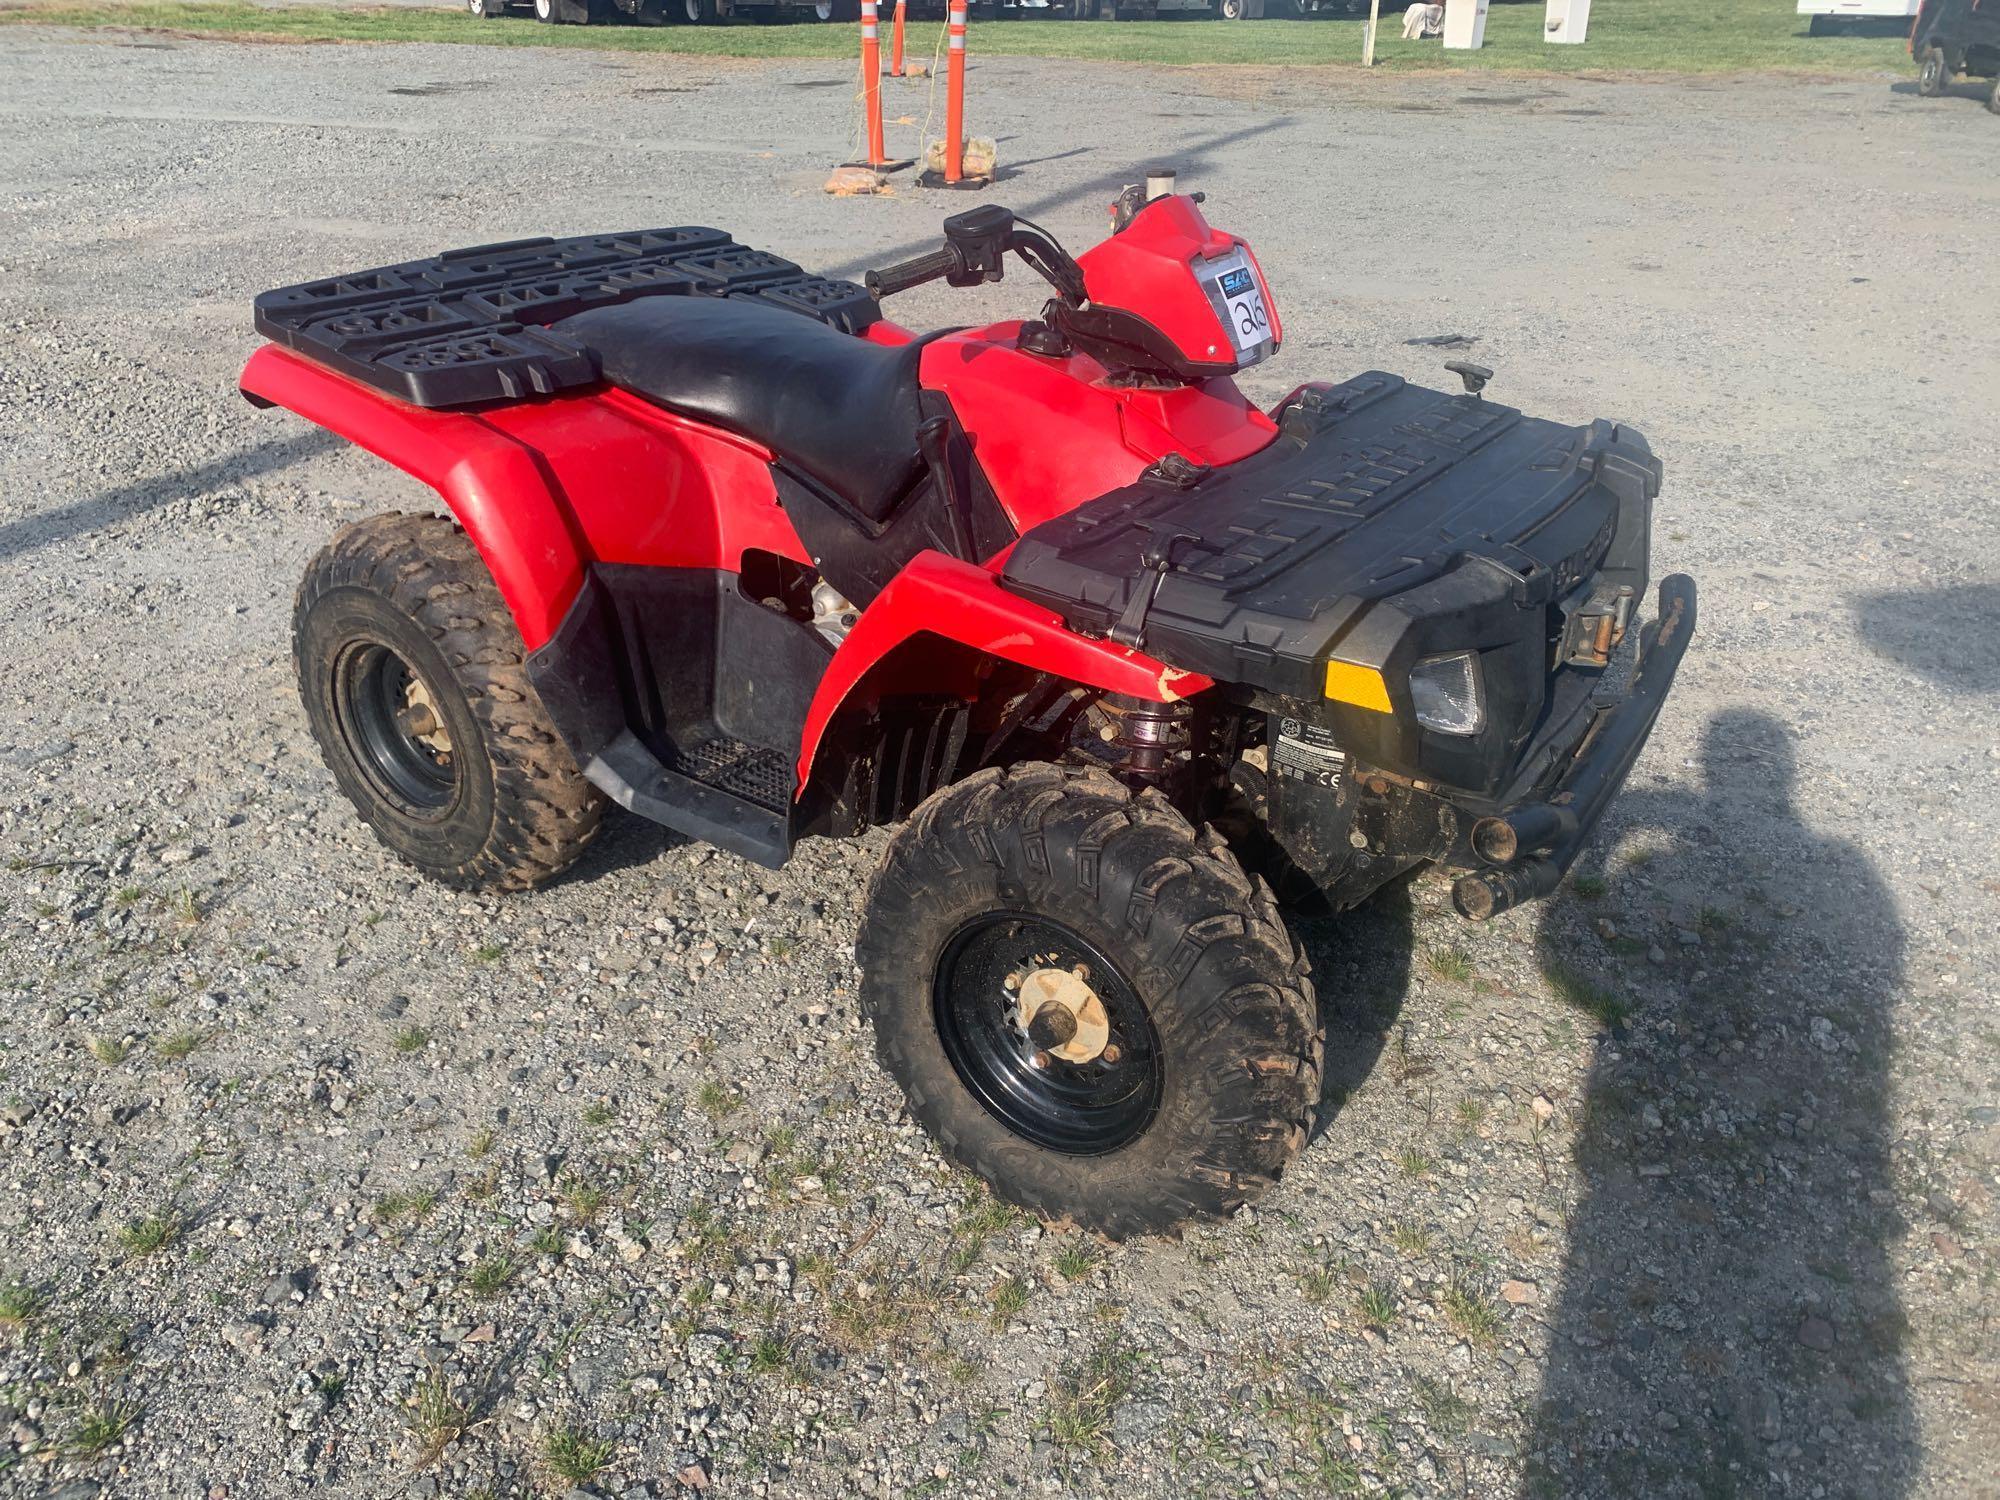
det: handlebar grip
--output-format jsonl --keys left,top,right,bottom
{"left": 865, "top": 247, "right": 960, "bottom": 300}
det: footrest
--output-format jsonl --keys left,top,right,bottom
{"left": 585, "top": 732, "right": 792, "bottom": 871}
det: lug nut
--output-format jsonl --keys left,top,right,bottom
{"left": 1101, "top": 1044, "right": 1122, "bottom": 1065}
{"left": 1031, "top": 1050, "right": 1053, "bottom": 1070}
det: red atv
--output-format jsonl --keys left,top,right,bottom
{"left": 242, "top": 186, "right": 1695, "bottom": 1237}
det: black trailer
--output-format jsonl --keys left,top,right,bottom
{"left": 1912, "top": 0, "right": 2000, "bottom": 111}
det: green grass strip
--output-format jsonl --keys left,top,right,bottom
{"left": 0, "top": 0, "right": 1914, "bottom": 74}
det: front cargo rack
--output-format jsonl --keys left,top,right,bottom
{"left": 252, "top": 228, "right": 880, "bottom": 409}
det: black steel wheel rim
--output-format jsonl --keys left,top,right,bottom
{"left": 933, "top": 913, "right": 1163, "bottom": 1156}
{"left": 334, "top": 640, "right": 458, "bottom": 816}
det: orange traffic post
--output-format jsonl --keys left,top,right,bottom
{"left": 889, "top": 0, "right": 907, "bottom": 77}
{"left": 860, "top": 0, "right": 888, "bottom": 168}
{"left": 944, "top": 2, "right": 967, "bottom": 183}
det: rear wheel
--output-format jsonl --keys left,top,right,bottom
{"left": 293, "top": 514, "right": 604, "bottom": 892}
{"left": 676, "top": 0, "right": 717, "bottom": 20}
{"left": 1918, "top": 45, "right": 1950, "bottom": 96}
{"left": 468, "top": 0, "right": 507, "bottom": 17}
{"left": 859, "top": 764, "right": 1322, "bottom": 1239}
{"left": 1218, "top": 0, "right": 1247, "bottom": 18}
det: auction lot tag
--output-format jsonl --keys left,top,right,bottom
{"left": 1274, "top": 717, "right": 1346, "bottom": 788}
{"left": 1199, "top": 248, "right": 1274, "bottom": 366}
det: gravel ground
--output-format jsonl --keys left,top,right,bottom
{"left": 2, "top": 28, "right": 1997, "bottom": 1500}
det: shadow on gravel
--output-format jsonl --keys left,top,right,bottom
{"left": 1526, "top": 709, "right": 1917, "bottom": 1498}
{"left": 1854, "top": 582, "right": 2000, "bottom": 695}
{"left": 1293, "top": 880, "right": 1414, "bottom": 1143}
{"left": 817, "top": 118, "right": 1296, "bottom": 283}
{"left": 0, "top": 431, "right": 339, "bottom": 562}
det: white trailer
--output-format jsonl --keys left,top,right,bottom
{"left": 1798, "top": 0, "right": 1920, "bottom": 36}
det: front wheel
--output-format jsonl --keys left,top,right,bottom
{"left": 1917, "top": 45, "right": 1949, "bottom": 97}
{"left": 1217, "top": 0, "right": 1247, "bottom": 18}
{"left": 859, "top": 765, "right": 1322, "bottom": 1239}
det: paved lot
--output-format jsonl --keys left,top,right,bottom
{"left": 0, "top": 26, "right": 1996, "bottom": 1500}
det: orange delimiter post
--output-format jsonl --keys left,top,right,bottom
{"left": 944, "top": 2, "right": 967, "bottom": 183}
{"left": 860, "top": 1, "right": 887, "bottom": 167}
{"left": 889, "top": 0, "right": 907, "bottom": 77}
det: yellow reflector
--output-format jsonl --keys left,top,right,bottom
{"left": 1323, "top": 659, "right": 1393, "bottom": 713}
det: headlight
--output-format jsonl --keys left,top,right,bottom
{"left": 1409, "top": 652, "right": 1484, "bottom": 736}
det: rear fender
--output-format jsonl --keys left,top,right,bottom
{"left": 796, "top": 550, "right": 1212, "bottom": 793}
{"left": 239, "top": 345, "right": 586, "bottom": 650}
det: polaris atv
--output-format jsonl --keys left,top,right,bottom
{"left": 242, "top": 185, "right": 1695, "bottom": 1237}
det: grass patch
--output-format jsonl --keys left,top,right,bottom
{"left": 1439, "top": 1277, "right": 1502, "bottom": 1344}
{"left": 1421, "top": 944, "right": 1473, "bottom": 983}
{"left": 1053, "top": 1238, "right": 1100, "bottom": 1282}
{"left": 115, "top": 1209, "right": 183, "bottom": 1257}
{"left": 0, "top": 1280, "right": 43, "bottom": 1326}
{"left": 1413, "top": 1375, "right": 1475, "bottom": 1436}
{"left": 392, "top": 1025, "right": 431, "bottom": 1054}
{"left": 1357, "top": 1283, "right": 1398, "bottom": 1328}
{"left": 1046, "top": 1335, "right": 1141, "bottom": 1461}
{"left": 466, "top": 1254, "right": 517, "bottom": 1298}
{"left": 0, "top": 1, "right": 1918, "bottom": 77}
{"left": 1570, "top": 873, "right": 1608, "bottom": 900}
{"left": 66, "top": 1399, "right": 138, "bottom": 1457}
{"left": 1388, "top": 1220, "right": 1431, "bottom": 1257}
{"left": 543, "top": 1424, "right": 615, "bottom": 1485}
{"left": 155, "top": 1027, "right": 206, "bottom": 1061}
{"left": 987, "top": 1273, "right": 1030, "bottom": 1329}
{"left": 1542, "top": 961, "right": 1631, "bottom": 1029}
{"left": 405, "top": 1366, "right": 469, "bottom": 1468}
{"left": 374, "top": 1188, "right": 439, "bottom": 1226}
{"left": 696, "top": 1080, "right": 739, "bottom": 1121}
{"left": 85, "top": 1034, "right": 128, "bottom": 1066}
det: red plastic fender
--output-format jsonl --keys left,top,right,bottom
{"left": 795, "top": 549, "right": 1213, "bottom": 794}
{"left": 239, "top": 345, "right": 587, "bottom": 651}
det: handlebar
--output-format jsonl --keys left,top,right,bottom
{"left": 864, "top": 247, "right": 961, "bottom": 300}
{"left": 864, "top": 206, "right": 1088, "bottom": 307}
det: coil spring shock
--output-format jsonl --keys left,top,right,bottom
{"left": 1100, "top": 693, "right": 1191, "bottom": 784}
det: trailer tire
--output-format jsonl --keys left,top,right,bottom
{"left": 673, "top": 0, "right": 717, "bottom": 20}
{"left": 467, "top": 0, "right": 507, "bottom": 18}
{"left": 1918, "top": 45, "right": 1950, "bottom": 96}
{"left": 859, "top": 764, "right": 1322, "bottom": 1239}
{"left": 294, "top": 514, "right": 605, "bottom": 893}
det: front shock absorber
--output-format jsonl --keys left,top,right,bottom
{"left": 1100, "top": 693, "right": 1191, "bottom": 785}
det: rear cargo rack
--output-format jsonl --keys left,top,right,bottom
{"left": 252, "top": 228, "right": 879, "bottom": 409}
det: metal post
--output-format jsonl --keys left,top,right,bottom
{"left": 861, "top": 0, "right": 887, "bottom": 168}
{"left": 889, "top": 0, "right": 907, "bottom": 77}
{"left": 1364, "top": 0, "right": 1381, "bottom": 65}
{"left": 945, "top": 2, "right": 968, "bottom": 184}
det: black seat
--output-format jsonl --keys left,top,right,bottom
{"left": 554, "top": 296, "right": 925, "bottom": 523}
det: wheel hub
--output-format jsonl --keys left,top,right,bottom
{"left": 1016, "top": 967, "right": 1110, "bottom": 1065}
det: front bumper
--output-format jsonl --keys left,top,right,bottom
{"left": 1450, "top": 574, "right": 1697, "bottom": 920}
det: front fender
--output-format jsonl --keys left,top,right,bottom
{"left": 239, "top": 345, "right": 586, "bottom": 650}
{"left": 796, "top": 550, "right": 1213, "bottom": 794}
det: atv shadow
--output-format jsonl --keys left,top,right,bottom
{"left": 1525, "top": 709, "right": 1918, "bottom": 1498}
{"left": 1291, "top": 879, "right": 1415, "bottom": 1143}
{"left": 0, "top": 431, "right": 339, "bottom": 563}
